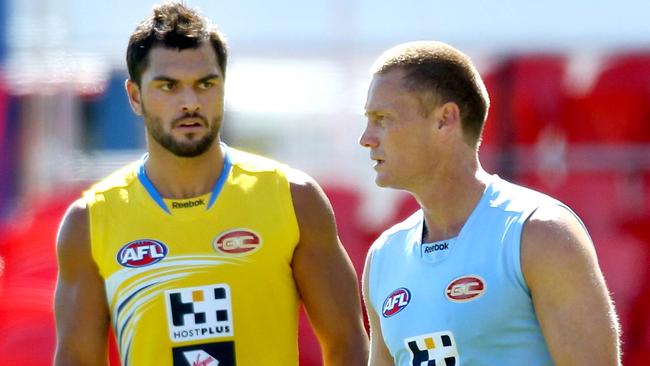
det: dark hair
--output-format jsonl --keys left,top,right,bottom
{"left": 126, "top": 1, "right": 228, "bottom": 86}
{"left": 372, "top": 41, "right": 490, "bottom": 148}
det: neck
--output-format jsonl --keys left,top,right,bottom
{"left": 144, "top": 139, "right": 225, "bottom": 199}
{"left": 413, "top": 151, "right": 491, "bottom": 243}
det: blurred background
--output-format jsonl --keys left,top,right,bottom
{"left": 0, "top": 0, "right": 649, "bottom": 364}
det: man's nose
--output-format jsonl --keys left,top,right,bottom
{"left": 180, "top": 89, "right": 201, "bottom": 113}
{"left": 359, "top": 124, "right": 378, "bottom": 148}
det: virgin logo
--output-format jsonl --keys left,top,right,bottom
{"left": 193, "top": 355, "right": 217, "bottom": 366}
{"left": 182, "top": 350, "right": 218, "bottom": 366}
{"left": 213, "top": 229, "right": 262, "bottom": 255}
{"left": 445, "top": 275, "right": 486, "bottom": 302}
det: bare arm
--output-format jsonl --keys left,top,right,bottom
{"left": 54, "top": 198, "right": 111, "bottom": 365}
{"left": 362, "top": 249, "right": 394, "bottom": 366}
{"left": 522, "top": 205, "right": 621, "bottom": 366}
{"left": 289, "top": 169, "right": 369, "bottom": 366}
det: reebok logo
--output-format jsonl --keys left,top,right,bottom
{"left": 423, "top": 242, "right": 449, "bottom": 253}
{"left": 172, "top": 199, "right": 206, "bottom": 209}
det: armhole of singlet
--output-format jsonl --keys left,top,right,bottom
{"left": 277, "top": 166, "right": 301, "bottom": 251}
{"left": 511, "top": 206, "right": 537, "bottom": 295}
{"left": 83, "top": 191, "right": 101, "bottom": 274}
{"left": 367, "top": 239, "right": 385, "bottom": 315}
{"left": 514, "top": 201, "right": 582, "bottom": 295}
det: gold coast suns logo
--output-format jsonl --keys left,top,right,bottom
{"left": 213, "top": 228, "right": 262, "bottom": 256}
{"left": 445, "top": 275, "right": 486, "bottom": 303}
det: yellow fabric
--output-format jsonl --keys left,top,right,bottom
{"left": 85, "top": 148, "right": 301, "bottom": 366}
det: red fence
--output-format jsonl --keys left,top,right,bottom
{"left": 1, "top": 52, "right": 649, "bottom": 364}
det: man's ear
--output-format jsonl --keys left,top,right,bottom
{"left": 435, "top": 102, "right": 461, "bottom": 131}
{"left": 125, "top": 79, "right": 143, "bottom": 116}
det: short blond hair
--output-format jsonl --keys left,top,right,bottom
{"left": 372, "top": 41, "right": 490, "bottom": 148}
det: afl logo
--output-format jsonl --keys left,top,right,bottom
{"left": 382, "top": 288, "right": 411, "bottom": 318}
{"left": 213, "top": 229, "right": 262, "bottom": 255}
{"left": 117, "top": 239, "right": 168, "bottom": 268}
{"left": 445, "top": 275, "right": 486, "bottom": 302}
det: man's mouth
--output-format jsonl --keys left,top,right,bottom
{"left": 178, "top": 122, "right": 201, "bottom": 127}
{"left": 174, "top": 118, "right": 205, "bottom": 129}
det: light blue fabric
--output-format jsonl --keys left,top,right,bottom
{"left": 136, "top": 143, "right": 232, "bottom": 214}
{"left": 369, "top": 175, "right": 561, "bottom": 366}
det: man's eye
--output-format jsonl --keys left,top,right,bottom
{"left": 160, "top": 82, "right": 176, "bottom": 91}
{"left": 198, "top": 81, "right": 214, "bottom": 89}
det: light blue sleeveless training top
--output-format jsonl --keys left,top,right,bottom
{"left": 368, "top": 175, "right": 561, "bottom": 366}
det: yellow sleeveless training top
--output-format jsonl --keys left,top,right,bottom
{"left": 84, "top": 146, "right": 300, "bottom": 366}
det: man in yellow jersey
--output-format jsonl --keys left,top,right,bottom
{"left": 53, "top": 2, "right": 369, "bottom": 365}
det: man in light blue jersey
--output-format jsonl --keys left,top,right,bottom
{"left": 359, "top": 41, "right": 620, "bottom": 366}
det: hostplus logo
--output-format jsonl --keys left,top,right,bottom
{"left": 165, "top": 284, "right": 233, "bottom": 342}
{"left": 404, "top": 331, "right": 459, "bottom": 366}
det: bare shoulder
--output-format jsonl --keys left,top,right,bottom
{"left": 521, "top": 203, "right": 621, "bottom": 364}
{"left": 285, "top": 169, "right": 368, "bottom": 363}
{"left": 54, "top": 197, "right": 111, "bottom": 364}
{"left": 286, "top": 168, "right": 328, "bottom": 202}
{"left": 286, "top": 168, "right": 336, "bottom": 226}
{"left": 521, "top": 203, "right": 599, "bottom": 288}
{"left": 57, "top": 197, "right": 91, "bottom": 264}
{"left": 523, "top": 204, "right": 595, "bottom": 259}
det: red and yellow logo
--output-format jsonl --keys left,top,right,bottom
{"left": 213, "top": 229, "right": 262, "bottom": 255}
{"left": 445, "top": 275, "right": 486, "bottom": 302}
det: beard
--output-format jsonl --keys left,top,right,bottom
{"left": 144, "top": 109, "right": 222, "bottom": 158}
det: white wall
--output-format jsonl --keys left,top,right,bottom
{"left": 8, "top": 0, "right": 650, "bottom": 63}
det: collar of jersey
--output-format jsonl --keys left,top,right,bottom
{"left": 413, "top": 174, "right": 497, "bottom": 261}
{"left": 136, "top": 143, "right": 233, "bottom": 214}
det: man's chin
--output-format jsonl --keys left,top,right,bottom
{"left": 171, "top": 150, "right": 205, "bottom": 158}
{"left": 375, "top": 176, "right": 406, "bottom": 191}
{"left": 374, "top": 175, "right": 391, "bottom": 188}
{"left": 172, "top": 147, "right": 210, "bottom": 158}
{"left": 166, "top": 138, "right": 216, "bottom": 158}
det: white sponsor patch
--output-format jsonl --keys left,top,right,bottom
{"left": 165, "top": 284, "right": 234, "bottom": 342}
{"left": 404, "top": 330, "right": 460, "bottom": 366}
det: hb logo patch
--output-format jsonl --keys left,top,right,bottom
{"left": 404, "top": 331, "right": 459, "bottom": 366}
{"left": 165, "top": 284, "right": 234, "bottom": 343}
